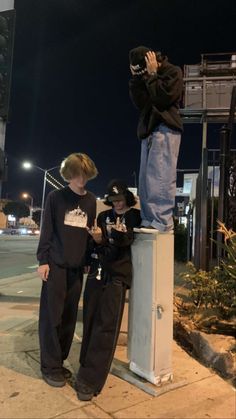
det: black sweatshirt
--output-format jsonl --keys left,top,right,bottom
{"left": 88, "top": 207, "right": 141, "bottom": 288}
{"left": 129, "top": 57, "right": 183, "bottom": 139}
{"left": 37, "top": 186, "right": 96, "bottom": 268}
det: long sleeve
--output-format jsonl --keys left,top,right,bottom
{"left": 129, "top": 76, "right": 150, "bottom": 110}
{"left": 36, "top": 193, "right": 54, "bottom": 265}
{"left": 145, "top": 66, "right": 183, "bottom": 111}
{"left": 110, "top": 228, "right": 134, "bottom": 247}
{"left": 96, "top": 242, "right": 119, "bottom": 262}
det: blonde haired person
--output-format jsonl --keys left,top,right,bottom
{"left": 37, "top": 153, "right": 97, "bottom": 388}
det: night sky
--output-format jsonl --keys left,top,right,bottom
{"left": 3, "top": 0, "right": 236, "bottom": 205}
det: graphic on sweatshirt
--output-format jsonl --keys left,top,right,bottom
{"left": 64, "top": 205, "right": 87, "bottom": 228}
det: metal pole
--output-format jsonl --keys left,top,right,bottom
{"left": 217, "top": 126, "right": 230, "bottom": 262}
{"left": 217, "top": 126, "right": 230, "bottom": 225}
{"left": 22, "top": 165, "right": 59, "bottom": 229}
{"left": 40, "top": 170, "right": 47, "bottom": 230}
{"left": 30, "top": 196, "right": 34, "bottom": 218}
{"left": 0, "top": 0, "right": 15, "bottom": 196}
{"left": 199, "top": 148, "right": 208, "bottom": 270}
{"left": 0, "top": 120, "right": 6, "bottom": 198}
{"left": 186, "top": 207, "right": 191, "bottom": 262}
{"left": 209, "top": 150, "right": 216, "bottom": 262}
{"left": 202, "top": 121, "right": 207, "bottom": 149}
{"left": 199, "top": 107, "right": 208, "bottom": 270}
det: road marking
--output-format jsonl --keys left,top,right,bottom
{"left": 27, "top": 265, "right": 38, "bottom": 269}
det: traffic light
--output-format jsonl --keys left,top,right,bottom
{"left": 0, "top": 9, "right": 15, "bottom": 119}
{"left": 0, "top": 147, "right": 7, "bottom": 181}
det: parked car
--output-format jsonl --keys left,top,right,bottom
{"left": 0, "top": 228, "right": 20, "bottom": 235}
{"left": 0, "top": 227, "right": 40, "bottom": 236}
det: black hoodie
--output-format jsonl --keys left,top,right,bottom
{"left": 129, "top": 57, "right": 183, "bottom": 139}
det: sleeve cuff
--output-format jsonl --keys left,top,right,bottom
{"left": 38, "top": 260, "right": 49, "bottom": 266}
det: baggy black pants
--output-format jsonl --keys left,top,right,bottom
{"left": 39, "top": 260, "right": 83, "bottom": 375}
{"left": 77, "top": 273, "right": 127, "bottom": 393}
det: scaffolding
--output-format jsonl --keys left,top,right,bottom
{"left": 181, "top": 53, "right": 236, "bottom": 270}
{"left": 181, "top": 52, "right": 236, "bottom": 125}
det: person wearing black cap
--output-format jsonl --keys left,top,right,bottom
{"left": 129, "top": 45, "right": 183, "bottom": 232}
{"left": 75, "top": 179, "right": 141, "bottom": 401}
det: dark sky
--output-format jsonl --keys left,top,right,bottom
{"left": 3, "top": 0, "right": 236, "bottom": 205}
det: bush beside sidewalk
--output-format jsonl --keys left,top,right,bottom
{"left": 174, "top": 262, "right": 236, "bottom": 386}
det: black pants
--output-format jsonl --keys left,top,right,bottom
{"left": 39, "top": 261, "right": 83, "bottom": 375}
{"left": 77, "top": 273, "right": 127, "bottom": 393}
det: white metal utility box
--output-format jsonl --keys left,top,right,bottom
{"left": 128, "top": 231, "right": 174, "bottom": 385}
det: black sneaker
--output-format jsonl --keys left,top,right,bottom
{"left": 75, "top": 381, "right": 95, "bottom": 401}
{"left": 42, "top": 372, "right": 66, "bottom": 387}
{"left": 62, "top": 366, "right": 72, "bottom": 379}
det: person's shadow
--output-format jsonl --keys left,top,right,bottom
{"left": 0, "top": 299, "right": 83, "bottom": 389}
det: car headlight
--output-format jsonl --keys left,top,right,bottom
{"left": 20, "top": 228, "right": 28, "bottom": 235}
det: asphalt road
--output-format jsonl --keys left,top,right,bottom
{"left": 0, "top": 236, "right": 39, "bottom": 279}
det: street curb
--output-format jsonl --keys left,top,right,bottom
{"left": 0, "top": 235, "right": 38, "bottom": 240}
{"left": 174, "top": 319, "right": 235, "bottom": 380}
{"left": 0, "top": 272, "right": 38, "bottom": 287}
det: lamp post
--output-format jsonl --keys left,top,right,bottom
{"left": 22, "top": 192, "right": 34, "bottom": 218}
{"left": 22, "top": 162, "right": 60, "bottom": 229}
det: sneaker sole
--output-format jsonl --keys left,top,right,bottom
{"left": 77, "top": 391, "right": 94, "bottom": 401}
{"left": 134, "top": 227, "right": 159, "bottom": 234}
{"left": 134, "top": 227, "right": 173, "bottom": 234}
{"left": 42, "top": 374, "right": 65, "bottom": 387}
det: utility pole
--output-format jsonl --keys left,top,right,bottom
{"left": 0, "top": 0, "right": 15, "bottom": 198}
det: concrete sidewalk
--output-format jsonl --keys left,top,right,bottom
{"left": 0, "top": 273, "right": 235, "bottom": 419}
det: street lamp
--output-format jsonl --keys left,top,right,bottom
{"left": 22, "top": 192, "right": 34, "bottom": 218}
{"left": 22, "top": 161, "right": 61, "bottom": 229}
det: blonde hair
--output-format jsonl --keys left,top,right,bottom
{"left": 60, "top": 153, "right": 98, "bottom": 182}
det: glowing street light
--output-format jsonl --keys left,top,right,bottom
{"left": 22, "top": 161, "right": 32, "bottom": 170}
{"left": 22, "top": 161, "right": 61, "bottom": 229}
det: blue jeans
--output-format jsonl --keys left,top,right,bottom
{"left": 139, "top": 124, "right": 181, "bottom": 232}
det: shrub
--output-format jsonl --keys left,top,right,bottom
{"left": 180, "top": 222, "right": 236, "bottom": 318}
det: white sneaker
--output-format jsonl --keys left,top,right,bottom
{"left": 134, "top": 226, "right": 159, "bottom": 234}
